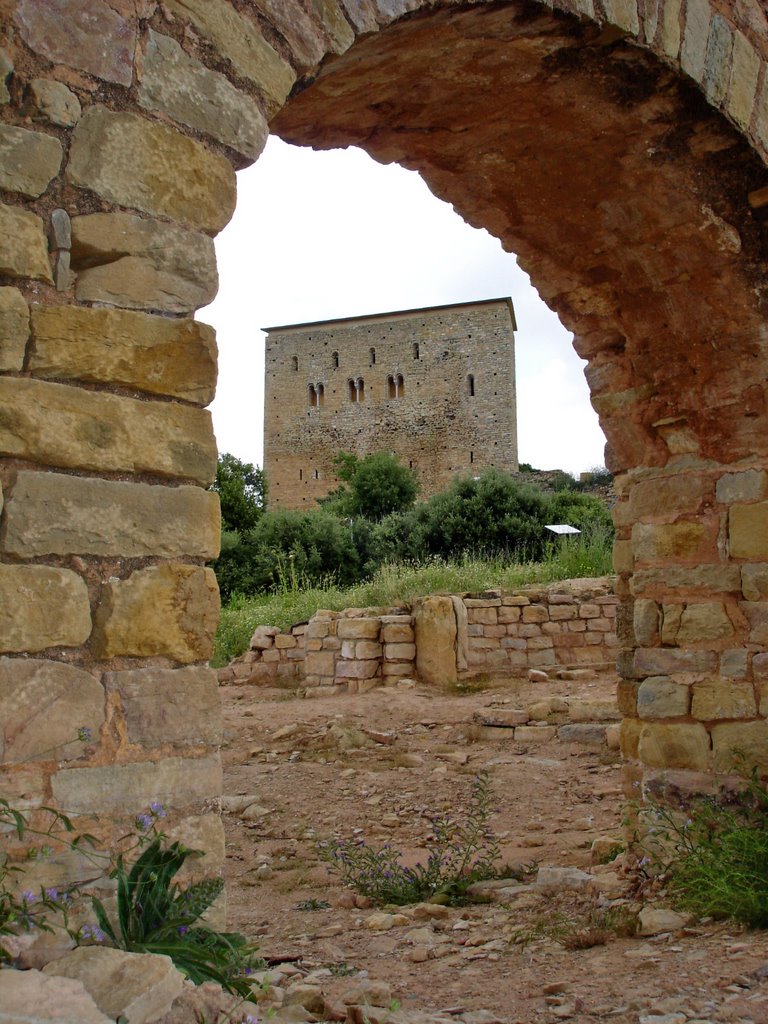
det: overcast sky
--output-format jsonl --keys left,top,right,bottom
{"left": 202, "top": 136, "right": 606, "bottom": 478}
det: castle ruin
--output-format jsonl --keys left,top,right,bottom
{"left": 263, "top": 298, "right": 519, "bottom": 507}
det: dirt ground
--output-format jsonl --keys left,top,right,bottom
{"left": 219, "top": 671, "right": 768, "bottom": 1024}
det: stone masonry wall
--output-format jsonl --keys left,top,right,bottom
{"left": 217, "top": 579, "right": 618, "bottom": 691}
{"left": 263, "top": 298, "right": 518, "bottom": 508}
{"left": 1, "top": 0, "right": 768, "bottom": 909}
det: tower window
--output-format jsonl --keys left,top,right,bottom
{"left": 309, "top": 383, "right": 325, "bottom": 408}
{"left": 413, "top": 342, "right": 420, "bottom": 360}
{"left": 467, "top": 374, "right": 475, "bottom": 397}
{"left": 308, "top": 384, "right": 317, "bottom": 407}
{"left": 348, "top": 378, "right": 365, "bottom": 402}
{"left": 291, "top": 355, "right": 298, "bottom": 371}
{"left": 387, "top": 374, "right": 405, "bottom": 399}
{"left": 369, "top": 347, "right": 376, "bottom": 366}
{"left": 332, "top": 351, "right": 339, "bottom": 368}
{"left": 470, "top": 451, "right": 474, "bottom": 464}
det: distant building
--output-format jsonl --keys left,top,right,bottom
{"left": 263, "top": 297, "right": 518, "bottom": 508}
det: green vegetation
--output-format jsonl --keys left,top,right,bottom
{"left": 642, "top": 772, "right": 768, "bottom": 929}
{"left": 211, "top": 454, "right": 267, "bottom": 534}
{"left": 322, "top": 451, "right": 419, "bottom": 520}
{"left": 319, "top": 771, "right": 504, "bottom": 906}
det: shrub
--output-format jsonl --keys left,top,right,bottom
{"left": 322, "top": 451, "right": 419, "bottom": 521}
{"left": 211, "top": 454, "right": 266, "bottom": 534}
{"left": 319, "top": 771, "right": 502, "bottom": 905}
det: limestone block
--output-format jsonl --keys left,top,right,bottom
{"left": 711, "top": 720, "right": 768, "bottom": 772}
{"left": 703, "top": 14, "right": 733, "bottom": 104}
{"left": 138, "top": 32, "right": 268, "bottom": 161}
{"left": 558, "top": 723, "right": 607, "bottom": 747}
{"left": 253, "top": 1, "right": 324, "bottom": 66}
{"left": 515, "top": 725, "right": 557, "bottom": 743}
{"left": 104, "top": 666, "right": 222, "bottom": 748}
{"left": 730, "top": 503, "right": 768, "bottom": 559}
{"left": 659, "top": 0, "right": 682, "bottom": 58}
{"left": 51, "top": 754, "right": 222, "bottom": 814}
{"left": 680, "top": 0, "right": 711, "bottom": 83}
{"left": 726, "top": 31, "right": 761, "bottom": 128}
{"left": 617, "top": 679, "right": 639, "bottom": 716}
{"left": 3, "top": 472, "right": 220, "bottom": 559}
{"left": 739, "top": 602, "right": 768, "bottom": 644}
{"left": 335, "top": 659, "right": 379, "bottom": 679}
{"left": 619, "top": 717, "right": 642, "bottom": 759}
{"left": 676, "top": 602, "right": 734, "bottom": 643}
{"left": 0, "top": 565, "right": 91, "bottom": 654}
{"left": 0, "top": 202, "right": 52, "bottom": 282}
{"left": 637, "top": 676, "right": 690, "bottom": 720}
{"left": 337, "top": 618, "right": 380, "bottom": 639}
{"left": 0, "top": 48, "right": 12, "bottom": 104}
{"left": 567, "top": 698, "right": 621, "bottom": 722}
{"left": 28, "top": 78, "right": 82, "bottom": 127}
{"left": 29, "top": 305, "right": 217, "bottom": 405}
{"left": 167, "top": 813, "right": 226, "bottom": 878}
{"left": 274, "top": 634, "right": 298, "bottom": 649}
{"left": 381, "top": 622, "right": 414, "bottom": 643}
{"left": 754, "top": 653, "right": 768, "bottom": 681}
{"left": 313, "top": 0, "right": 356, "bottom": 53}
{"left": 638, "top": 722, "right": 710, "bottom": 771}
{"left": 631, "top": 565, "right": 742, "bottom": 594}
{"left": 305, "top": 650, "right": 335, "bottom": 676}
{"left": 355, "top": 640, "right": 382, "bottom": 659}
{"left": 691, "top": 678, "right": 756, "bottom": 720}
{"left": 67, "top": 106, "right": 236, "bottom": 234}
{"left": 0, "top": 968, "right": 112, "bottom": 1024}
{"left": 634, "top": 647, "right": 717, "bottom": 675}
{"left": 633, "top": 598, "right": 660, "bottom": 646}
{"left": 0, "top": 286, "right": 29, "bottom": 371}
{"left": 165, "top": 0, "right": 295, "bottom": 112}
{"left": 15, "top": 0, "right": 136, "bottom": 85}
{"left": 0, "top": 658, "right": 104, "bottom": 764}
{"left": 548, "top": 604, "right": 577, "bottom": 621}
{"left": 629, "top": 473, "right": 710, "bottom": 518}
{"left": 0, "top": 377, "right": 217, "bottom": 485}
{"left": 522, "top": 605, "right": 548, "bottom": 623}
{"left": 71, "top": 211, "right": 217, "bottom": 313}
{"left": 91, "top": 564, "right": 219, "bottom": 662}
{"left": 0, "top": 124, "right": 62, "bottom": 197}
{"left": 720, "top": 648, "right": 748, "bottom": 679}
{"left": 632, "top": 522, "right": 712, "bottom": 563}
{"left": 742, "top": 565, "right": 768, "bottom": 601}
{"left": 661, "top": 603, "right": 683, "bottom": 644}
{"left": 44, "top": 947, "right": 185, "bottom": 1024}
{"left": 339, "top": 0, "right": 379, "bottom": 32}
{"left": 601, "top": 0, "right": 639, "bottom": 33}
{"left": 717, "top": 469, "right": 768, "bottom": 505}
{"left": 385, "top": 642, "right": 416, "bottom": 661}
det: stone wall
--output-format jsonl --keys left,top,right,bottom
{"left": 263, "top": 298, "right": 518, "bottom": 507}
{"left": 217, "top": 580, "right": 618, "bottom": 690}
{"left": 1, "top": 0, "right": 768, "bottom": 906}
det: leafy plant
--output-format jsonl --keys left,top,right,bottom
{"left": 319, "top": 771, "right": 501, "bottom": 906}
{"left": 91, "top": 821, "right": 263, "bottom": 997}
{"left": 640, "top": 771, "right": 768, "bottom": 928}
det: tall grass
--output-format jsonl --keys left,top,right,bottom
{"left": 212, "top": 524, "right": 613, "bottom": 667}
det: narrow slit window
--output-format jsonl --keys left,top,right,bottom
{"left": 317, "top": 383, "right": 325, "bottom": 407}
{"left": 369, "top": 347, "right": 376, "bottom": 366}
{"left": 291, "top": 355, "right": 298, "bottom": 371}
{"left": 308, "top": 384, "right": 317, "bottom": 407}
{"left": 332, "top": 351, "right": 339, "bottom": 369}
{"left": 314, "top": 469, "right": 319, "bottom": 480}
{"left": 348, "top": 378, "right": 356, "bottom": 402}
{"left": 299, "top": 468, "right": 303, "bottom": 480}
{"left": 397, "top": 373, "right": 404, "bottom": 397}
{"left": 413, "top": 342, "right": 420, "bottom": 360}
{"left": 467, "top": 374, "right": 475, "bottom": 397}
{"left": 357, "top": 377, "right": 365, "bottom": 402}
{"left": 387, "top": 374, "right": 395, "bottom": 400}
{"left": 470, "top": 451, "right": 474, "bottom": 464}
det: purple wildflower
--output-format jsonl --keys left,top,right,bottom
{"left": 150, "top": 801, "right": 166, "bottom": 818}
{"left": 77, "top": 726, "right": 93, "bottom": 742}
{"left": 178, "top": 925, "right": 189, "bottom": 936}
{"left": 44, "top": 887, "right": 58, "bottom": 900}
{"left": 135, "top": 813, "right": 153, "bottom": 832}
{"left": 21, "top": 890, "right": 36, "bottom": 903}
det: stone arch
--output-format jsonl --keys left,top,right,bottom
{"left": 1, "top": 0, "right": 767, "bottom": 891}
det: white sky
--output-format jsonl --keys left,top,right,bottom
{"left": 202, "top": 136, "right": 607, "bottom": 478}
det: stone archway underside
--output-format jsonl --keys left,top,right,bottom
{"left": 0, "top": 0, "right": 767, "bottom": 901}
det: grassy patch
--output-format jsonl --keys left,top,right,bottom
{"left": 213, "top": 528, "right": 613, "bottom": 667}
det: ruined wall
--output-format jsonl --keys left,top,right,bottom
{"left": 217, "top": 580, "right": 618, "bottom": 690}
{"left": 263, "top": 298, "right": 518, "bottom": 508}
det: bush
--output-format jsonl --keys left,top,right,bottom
{"left": 211, "top": 454, "right": 266, "bottom": 533}
{"left": 322, "top": 451, "right": 419, "bottom": 521}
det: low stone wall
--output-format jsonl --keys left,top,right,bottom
{"left": 217, "top": 579, "right": 618, "bottom": 691}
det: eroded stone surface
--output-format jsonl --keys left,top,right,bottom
{"left": 139, "top": 31, "right": 268, "bottom": 161}
{"left": 43, "top": 946, "right": 185, "bottom": 1023}
{"left": 0, "top": 658, "right": 104, "bottom": 764}
{"left": 51, "top": 754, "right": 223, "bottom": 814}
{"left": 0, "top": 124, "right": 63, "bottom": 197}
{"left": 637, "top": 721, "right": 711, "bottom": 770}
{"left": 165, "top": 0, "right": 295, "bottom": 112}
{"left": 67, "top": 106, "right": 236, "bottom": 234}
{"left": 3, "top": 472, "right": 220, "bottom": 559}
{"left": 15, "top": 0, "right": 136, "bottom": 86}
{"left": 0, "top": 202, "right": 52, "bottom": 282}
{"left": 29, "top": 304, "right": 217, "bottom": 404}
{"left": 28, "top": 78, "right": 82, "bottom": 127}
{"left": 0, "top": 286, "right": 29, "bottom": 371}
{"left": 0, "top": 565, "right": 91, "bottom": 653}
{"left": 413, "top": 596, "right": 457, "bottom": 685}
{"left": 104, "top": 666, "right": 222, "bottom": 747}
{"left": 637, "top": 676, "right": 690, "bottom": 719}
{"left": 71, "top": 211, "right": 217, "bottom": 313}
{"left": 0, "top": 377, "right": 217, "bottom": 484}
{"left": 730, "top": 502, "right": 768, "bottom": 558}
{"left": 690, "top": 678, "right": 756, "bottom": 720}
{"left": 0, "top": 49, "right": 12, "bottom": 104}
{"left": 0, "top": 968, "right": 112, "bottom": 1024}
{"left": 91, "top": 564, "right": 220, "bottom": 662}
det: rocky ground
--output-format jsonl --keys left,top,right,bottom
{"left": 218, "top": 672, "right": 768, "bottom": 1024}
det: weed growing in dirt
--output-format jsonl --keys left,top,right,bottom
{"left": 319, "top": 771, "right": 501, "bottom": 906}
{"left": 639, "top": 770, "right": 768, "bottom": 928}
{"left": 294, "top": 898, "right": 330, "bottom": 911}
{"left": 513, "top": 902, "right": 637, "bottom": 950}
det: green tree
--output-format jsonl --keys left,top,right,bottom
{"left": 323, "top": 451, "right": 419, "bottom": 521}
{"left": 211, "top": 453, "right": 267, "bottom": 534}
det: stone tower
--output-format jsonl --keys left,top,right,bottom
{"left": 263, "top": 297, "right": 518, "bottom": 508}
